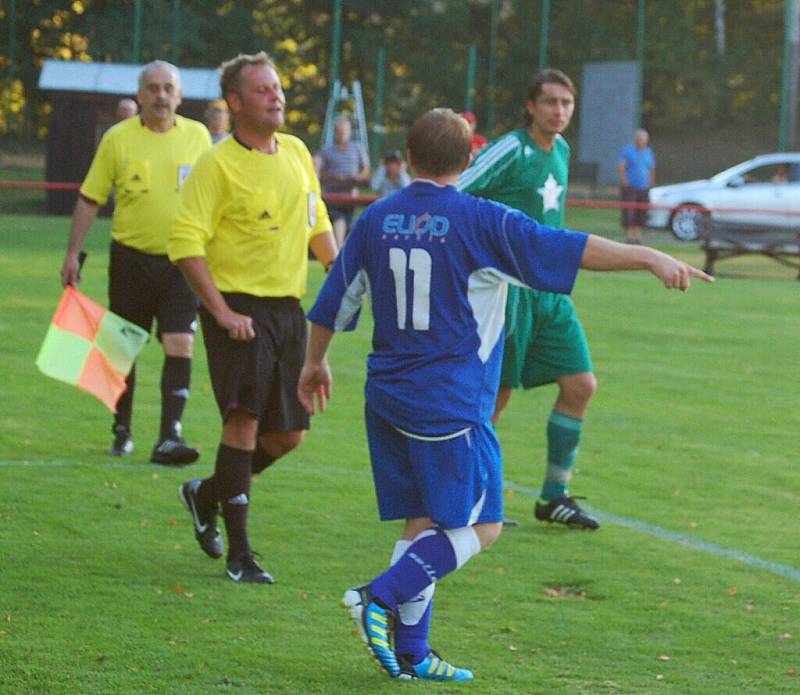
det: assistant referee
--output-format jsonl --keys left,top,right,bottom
{"left": 61, "top": 60, "right": 211, "bottom": 464}
{"left": 169, "top": 52, "right": 337, "bottom": 584}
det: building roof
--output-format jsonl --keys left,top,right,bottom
{"left": 38, "top": 59, "right": 221, "bottom": 100}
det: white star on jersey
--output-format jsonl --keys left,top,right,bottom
{"left": 537, "top": 173, "right": 564, "bottom": 213}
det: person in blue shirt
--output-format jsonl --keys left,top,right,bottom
{"left": 618, "top": 128, "right": 656, "bottom": 244}
{"left": 297, "top": 108, "right": 709, "bottom": 682}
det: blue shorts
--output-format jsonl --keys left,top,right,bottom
{"left": 365, "top": 405, "right": 503, "bottom": 528}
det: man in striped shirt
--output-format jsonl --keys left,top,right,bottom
{"left": 315, "top": 116, "right": 370, "bottom": 248}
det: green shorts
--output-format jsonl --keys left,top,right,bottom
{"left": 499, "top": 286, "right": 592, "bottom": 389}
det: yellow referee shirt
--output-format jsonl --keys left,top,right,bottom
{"left": 168, "top": 133, "right": 332, "bottom": 299}
{"left": 80, "top": 115, "right": 212, "bottom": 255}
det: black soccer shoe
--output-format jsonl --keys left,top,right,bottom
{"left": 534, "top": 496, "right": 600, "bottom": 530}
{"left": 226, "top": 552, "right": 275, "bottom": 584}
{"left": 178, "top": 480, "right": 223, "bottom": 559}
{"left": 151, "top": 437, "right": 200, "bottom": 466}
{"left": 109, "top": 424, "right": 134, "bottom": 457}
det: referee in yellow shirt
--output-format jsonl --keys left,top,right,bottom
{"left": 61, "top": 60, "right": 212, "bottom": 464}
{"left": 169, "top": 52, "right": 337, "bottom": 584}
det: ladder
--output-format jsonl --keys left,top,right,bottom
{"left": 321, "top": 80, "right": 369, "bottom": 158}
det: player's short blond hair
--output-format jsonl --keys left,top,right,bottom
{"left": 407, "top": 108, "right": 471, "bottom": 177}
{"left": 219, "top": 52, "right": 277, "bottom": 99}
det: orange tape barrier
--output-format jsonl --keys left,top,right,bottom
{"left": 2, "top": 181, "right": 799, "bottom": 217}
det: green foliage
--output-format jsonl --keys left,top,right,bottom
{"left": 1, "top": 212, "right": 799, "bottom": 693}
{"left": 0, "top": 0, "right": 792, "bottom": 145}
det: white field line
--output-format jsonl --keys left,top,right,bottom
{"left": 504, "top": 479, "right": 800, "bottom": 584}
{"left": 2, "top": 459, "right": 799, "bottom": 584}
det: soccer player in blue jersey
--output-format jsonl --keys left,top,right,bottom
{"left": 297, "top": 108, "right": 710, "bottom": 681}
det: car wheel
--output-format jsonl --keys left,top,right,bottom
{"left": 669, "top": 206, "right": 709, "bottom": 241}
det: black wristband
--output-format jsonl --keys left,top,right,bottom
{"left": 324, "top": 261, "right": 333, "bottom": 273}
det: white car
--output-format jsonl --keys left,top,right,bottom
{"left": 647, "top": 153, "right": 800, "bottom": 241}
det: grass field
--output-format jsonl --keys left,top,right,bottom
{"left": 1, "top": 211, "right": 798, "bottom": 694}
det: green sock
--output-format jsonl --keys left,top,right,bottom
{"left": 540, "top": 410, "right": 583, "bottom": 501}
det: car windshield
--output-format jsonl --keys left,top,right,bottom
{"left": 709, "top": 161, "right": 760, "bottom": 183}
{"left": 710, "top": 157, "right": 800, "bottom": 184}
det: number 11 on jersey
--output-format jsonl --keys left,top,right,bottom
{"left": 389, "top": 247, "right": 431, "bottom": 330}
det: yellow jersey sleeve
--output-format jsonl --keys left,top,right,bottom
{"left": 79, "top": 130, "right": 116, "bottom": 206}
{"left": 299, "top": 142, "right": 332, "bottom": 241}
{"left": 168, "top": 149, "right": 225, "bottom": 261}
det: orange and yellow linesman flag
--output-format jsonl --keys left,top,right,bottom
{"left": 36, "top": 286, "right": 149, "bottom": 412}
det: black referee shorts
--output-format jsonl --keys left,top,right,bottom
{"left": 108, "top": 240, "right": 198, "bottom": 338}
{"left": 199, "top": 293, "right": 310, "bottom": 433}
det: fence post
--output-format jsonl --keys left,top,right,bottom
{"left": 465, "top": 44, "right": 477, "bottom": 113}
{"left": 539, "top": 0, "right": 550, "bottom": 70}
{"left": 7, "top": 0, "right": 15, "bottom": 77}
{"left": 133, "top": 0, "right": 143, "bottom": 63}
{"left": 779, "top": 0, "right": 800, "bottom": 151}
{"left": 329, "top": 0, "right": 342, "bottom": 103}
{"left": 487, "top": 0, "right": 498, "bottom": 135}
{"left": 371, "top": 47, "right": 385, "bottom": 166}
{"left": 171, "top": 0, "right": 181, "bottom": 64}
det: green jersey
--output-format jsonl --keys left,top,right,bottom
{"left": 458, "top": 128, "right": 570, "bottom": 227}
{"left": 458, "top": 129, "right": 592, "bottom": 388}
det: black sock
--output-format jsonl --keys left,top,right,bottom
{"left": 114, "top": 365, "right": 136, "bottom": 431}
{"left": 160, "top": 356, "right": 191, "bottom": 440}
{"left": 196, "top": 476, "right": 218, "bottom": 521}
{"left": 251, "top": 442, "right": 277, "bottom": 475}
{"left": 206, "top": 444, "right": 253, "bottom": 561}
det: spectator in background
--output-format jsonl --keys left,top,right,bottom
{"left": 61, "top": 60, "right": 212, "bottom": 463}
{"left": 315, "top": 116, "right": 370, "bottom": 248}
{"left": 771, "top": 164, "right": 789, "bottom": 183}
{"left": 618, "top": 129, "right": 656, "bottom": 245}
{"left": 115, "top": 98, "right": 139, "bottom": 122}
{"left": 204, "top": 100, "right": 230, "bottom": 143}
{"left": 461, "top": 111, "right": 487, "bottom": 155}
{"left": 370, "top": 149, "right": 410, "bottom": 197}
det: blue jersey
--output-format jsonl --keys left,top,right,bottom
{"left": 307, "top": 180, "right": 588, "bottom": 436}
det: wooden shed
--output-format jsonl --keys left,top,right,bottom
{"left": 37, "top": 59, "right": 221, "bottom": 214}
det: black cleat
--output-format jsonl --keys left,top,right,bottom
{"left": 534, "top": 496, "right": 600, "bottom": 530}
{"left": 109, "top": 425, "right": 134, "bottom": 457}
{"left": 178, "top": 480, "right": 223, "bottom": 559}
{"left": 151, "top": 437, "right": 199, "bottom": 466}
{"left": 226, "top": 552, "right": 274, "bottom": 584}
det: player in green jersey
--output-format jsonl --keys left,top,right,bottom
{"left": 459, "top": 69, "right": 599, "bottom": 529}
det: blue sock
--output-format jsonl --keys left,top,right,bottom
{"left": 370, "top": 528, "right": 456, "bottom": 613}
{"left": 395, "top": 599, "right": 433, "bottom": 664}
{"left": 541, "top": 410, "right": 583, "bottom": 501}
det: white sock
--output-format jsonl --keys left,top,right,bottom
{"left": 443, "top": 526, "right": 481, "bottom": 569}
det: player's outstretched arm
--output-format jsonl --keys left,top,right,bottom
{"left": 298, "top": 323, "right": 335, "bottom": 415}
{"left": 580, "top": 235, "right": 713, "bottom": 291}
